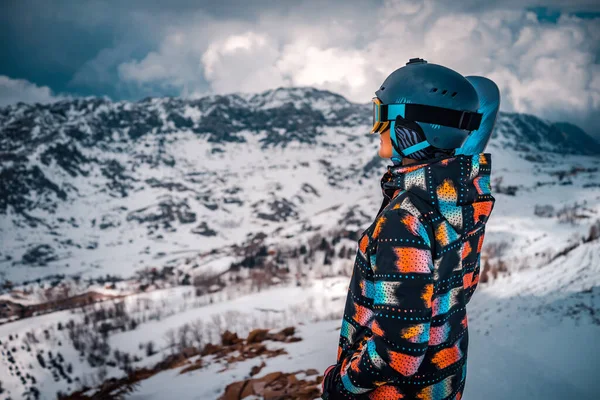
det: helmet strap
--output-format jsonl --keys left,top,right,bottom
{"left": 401, "top": 139, "right": 431, "bottom": 156}
{"left": 389, "top": 119, "right": 403, "bottom": 165}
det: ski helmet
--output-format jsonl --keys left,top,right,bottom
{"left": 371, "top": 58, "right": 482, "bottom": 164}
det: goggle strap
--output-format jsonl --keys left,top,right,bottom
{"left": 379, "top": 104, "right": 405, "bottom": 120}
{"left": 389, "top": 120, "right": 404, "bottom": 162}
{"left": 404, "top": 104, "right": 482, "bottom": 131}
{"left": 378, "top": 102, "right": 482, "bottom": 131}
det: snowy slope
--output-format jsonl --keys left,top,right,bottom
{"left": 1, "top": 241, "right": 598, "bottom": 400}
{"left": 121, "top": 240, "right": 600, "bottom": 400}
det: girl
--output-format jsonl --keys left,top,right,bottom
{"left": 321, "top": 58, "right": 499, "bottom": 400}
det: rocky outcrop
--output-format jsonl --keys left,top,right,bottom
{"left": 61, "top": 325, "right": 310, "bottom": 399}
{"left": 219, "top": 370, "right": 322, "bottom": 400}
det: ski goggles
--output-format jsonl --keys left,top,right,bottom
{"left": 370, "top": 96, "right": 483, "bottom": 134}
{"left": 371, "top": 97, "right": 390, "bottom": 134}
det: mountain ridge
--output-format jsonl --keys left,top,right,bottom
{"left": 2, "top": 87, "right": 597, "bottom": 154}
{"left": 0, "top": 86, "right": 599, "bottom": 285}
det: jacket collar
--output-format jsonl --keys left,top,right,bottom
{"left": 380, "top": 153, "right": 455, "bottom": 201}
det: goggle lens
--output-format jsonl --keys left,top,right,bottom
{"left": 371, "top": 97, "right": 389, "bottom": 134}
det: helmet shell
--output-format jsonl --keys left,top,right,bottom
{"left": 375, "top": 59, "right": 480, "bottom": 149}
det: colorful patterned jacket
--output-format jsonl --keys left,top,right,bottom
{"left": 325, "top": 153, "right": 495, "bottom": 400}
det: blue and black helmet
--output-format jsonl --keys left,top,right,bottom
{"left": 371, "top": 58, "right": 483, "bottom": 164}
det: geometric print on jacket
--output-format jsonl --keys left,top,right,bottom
{"left": 328, "top": 152, "right": 495, "bottom": 400}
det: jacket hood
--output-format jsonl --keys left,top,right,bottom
{"left": 379, "top": 152, "right": 495, "bottom": 235}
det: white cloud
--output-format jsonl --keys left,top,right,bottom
{"left": 110, "top": 0, "right": 599, "bottom": 134}
{"left": 201, "top": 32, "right": 287, "bottom": 93}
{"left": 117, "top": 30, "right": 205, "bottom": 92}
{"left": 0, "top": 76, "right": 65, "bottom": 107}
{"left": 277, "top": 42, "right": 368, "bottom": 94}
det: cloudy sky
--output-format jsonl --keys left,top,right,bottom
{"left": 1, "top": 0, "right": 599, "bottom": 137}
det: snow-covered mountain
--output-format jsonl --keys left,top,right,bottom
{"left": 0, "top": 88, "right": 370, "bottom": 285}
{"left": 0, "top": 87, "right": 599, "bottom": 400}
{"left": 0, "top": 87, "right": 598, "bottom": 285}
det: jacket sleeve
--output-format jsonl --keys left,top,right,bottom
{"left": 465, "top": 228, "right": 486, "bottom": 304}
{"left": 336, "top": 208, "right": 435, "bottom": 395}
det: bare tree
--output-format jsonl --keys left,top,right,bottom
{"left": 223, "top": 310, "right": 242, "bottom": 334}
{"left": 97, "top": 366, "right": 108, "bottom": 383}
{"left": 190, "top": 319, "right": 204, "bottom": 349}
{"left": 145, "top": 341, "right": 156, "bottom": 357}
{"left": 163, "top": 329, "right": 177, "bottom": 355}
{"left": 210, "top": 314, "right": 223, "bottom": 342}
{"left": 178, "top": 323, "right": 191, "bottom": 351}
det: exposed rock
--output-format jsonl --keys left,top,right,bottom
{"left": 221, "top": 330, "right": 242, "bottom": 346}
{"left": 0, "top": 300, "right": 26, "bottom": 319}
{"left": 179, "top": 359, "right": 203, "bottom": 375}
{"left": 278, "top": 327, "right": 295, "bottom": 337}
{"left": 21, "top": 244, "right": 58, "bottom": 266}
{"left": 191, "top": 221, "right": 217, "bottom": 236}
{"left": 223, "top": 197, "right": 243, "bottom": 205}
{"left": 60, "top": 325, "right": 308, "bottom": 399}
{"left": 250, "top": 361, "right": 266, "bottom": 377}
{"left": 40, "top": 142, "right": 92, "bottom": 178}
{"left": 98, "top": 213, "right": 121, "bottom": 230}
{"left": 300, "top": 183, "right": 320, "bottom": 196}
{"left": 180, "top": 347, "right": 200, "bottom": 358}
{"left": 126, "top": 196, "right": 197, "bottom": 232}
{"left": 247, "top": 329, "right": 270, "bottom": 344}
{"left": 101, "top": 159, "right": 136, "bottom": 198}
{"left": 145, "top": 177, "right": 191, "bottom": 192}
{"left": 220, "top": 370, "right": 321, "bottom": 400}
{"left": 0, "top": 164, "right": 67, "bottom": 215}
{"left": 253, "top": 197, "right": 299, "bottom": 222}
{"left": 201, "top": 343, "right": 221, "bottom": 356}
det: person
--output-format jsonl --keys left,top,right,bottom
{"left": 321, "top": 58, "right": 498, "bottom": 399}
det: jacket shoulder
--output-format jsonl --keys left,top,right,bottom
{"left": 385, "top": 190, "right": 436, "bottom": 221}
{"left": 377, "top": 192, "right": 435, "bottom": 247}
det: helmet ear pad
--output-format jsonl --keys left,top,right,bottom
{"left": 394, "top": 115, "right": 426, "bottom": 139}
{"left": 391, "top": 114, "right": 427, "bottom": 157}
{"left": 393, "top": 115, "right": 455, "bottom": 160}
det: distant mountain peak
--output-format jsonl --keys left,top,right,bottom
{"left": 494, "top": 112, "right": 600, "bottom": 156}
{"left": 551, "top": 121, "right": 600, "bottom": 154}
{"left": 244, "top": 86, "right": 353, "bottom": 110}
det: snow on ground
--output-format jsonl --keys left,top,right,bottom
{"left": 129, "top": 302, "right": 599, "bottom": 400}
{"left": 481, "top": 145, "right": 600, "bottom": 272}
{"left": 1, "top": 237, "right": 599, "bottom": 399}
{"left": 0, "top": 277, "right": 349, "bottom": 400}
{"left": 0, "top": 124, "right": 375, "bottom": 284}
{"left": 109, "top": 278, "right": 349, "bottom": 356}
{"left": 127, "top": 319, "right": 341, "bottom": 400}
